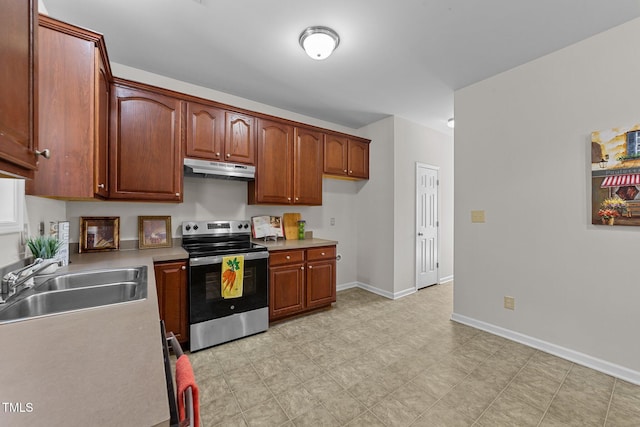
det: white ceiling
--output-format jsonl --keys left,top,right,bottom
{"left": 42, "top": 0, "right": 640, "bottom": 134}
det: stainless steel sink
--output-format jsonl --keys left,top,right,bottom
{"left": 34, "top": 267, "right": 144, "bottom": 291}
{"left": 0, "top": 266, "right": 147, "bottom": 324}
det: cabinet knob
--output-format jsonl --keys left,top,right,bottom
{"left": 343, "top": 169, "right": 347, "bottom": 173}
{"left": 36, "top": 148, "right": 51, "bottom": 159}
{"left": 308, "top": 265, "right": 313, "bottom": 269}
{"left": 175, "top": 193, "right": 180, "bottom": 197}
{"left": 181, "top": 266, "right": 186, "bottom": 270}
{"left": 349, "top": 170, "right": 353, "bottom": 174}
{"left": 226, "top": 153, "right": 231, "bottom": 158}
{"left": 286, "top": 255, "right": 290, "bottom": 260}
{"left": 300, "top": 266, "right": 304, "bottom": 270}
{"left": 215, "top": 152, "right": 220, "bottom": 157}
{"left": 287, "top": 197, "right": 291, "bottom": 201}
{"left": 295, "top": 197, "right": 299, "bottom": 201}
{"left": 97, "top": 183, "right": 105, "bottom": 189}
{"left": 321, "top": 252, "right": 325, "bottom": 256}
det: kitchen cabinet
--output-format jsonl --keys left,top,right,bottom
{"left": 269, "top": 245, "right": 336, "bottom": 322}
{"left": 154, "top": 261, "right": 188, "bottom": 344}
{"left": 0, "top": 0, "right": 38, "bottom": 179}
{"left": 324, "top": 133, "right": 370, "bottom": 179}
{"left": 185, "top": 101, "right": 255, "bottom": 165}
{"left": 27, "top": 15, "right": 111, "bottom": 199}
{"left": 305, "top": 246, "right": 337, "bottom": 309}
{"left": 110, "top": 80, "right": 183, "bottom": 201}
{"left": 248, "top": 119, "right": 322, "bottom": 205}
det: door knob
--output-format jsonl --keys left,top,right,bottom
{"left": 35, "top": 148, "right": 51, "bottom": 159}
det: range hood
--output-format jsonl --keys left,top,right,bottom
{"left": 183, "top": 158, "right": 255, "bottom": 181}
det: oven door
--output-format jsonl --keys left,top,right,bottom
{"left": 189, "top": 251, "right": 268, "bottom": 325}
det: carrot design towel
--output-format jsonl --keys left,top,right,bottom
{"left": 221, "top": 255, "right": 244, "bottom": 299}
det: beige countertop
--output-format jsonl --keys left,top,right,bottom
{"left": 253, "top": 237, "right": 338, "bottom": 251}
{"left": 0, "top": 246, "right": 188, "bottom": 427}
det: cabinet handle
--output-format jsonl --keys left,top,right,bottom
{"left": 295, "top": 197, "right": 299, "bottom": 201}
{"left": 36, "top": 148, "right": 51, "bottom": 159}
{"left": 175, "top": 193, "right": 180, "bottom": 197}
{"left": 215, "top": 152, "right": 220, "bottom": 157}
{"left": 286, "top": 255, "right": 290, "bottom": 260}
{"left": 308, "top": 265, "right": 313, "bottom": 269}
{"left": 321, "top": 252, "right": 325, "bottom": 256}
{"left": 181, "top": 266, "right": 186, "bottom": 270}
{"left": 300, "top": 266, "right": 304, "bottom": 270}
{"left": 287, "top": 197, "right": 291, "bottom": 201}
{"left": 343, "top": 169, "right": 347, "bottom": 173}
{"left": 349, "top": 170, "right": 353, "bottom": 174}
{"left": 97, "top": 183, "right": 105, "bottom": 189}
{"left": 226, "top": 153, "right": 231, "bottom": 158}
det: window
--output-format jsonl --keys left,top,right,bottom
{"left": 626, "top": 131, "right": 640, "bottom": 156}
{"left": 0, "top": 178, "right": 25, "bottom": 234}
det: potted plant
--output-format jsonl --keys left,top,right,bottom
{"left": 598, "top": 197, "right": 627, "bottom": 225}
{"left": 26, "top": 235, "right": 62, "bottom": 274}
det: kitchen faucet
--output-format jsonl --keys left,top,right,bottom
{"left": 0, "top": 258, "right": 60, "bottom": 304}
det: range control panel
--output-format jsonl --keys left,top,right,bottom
{"left": 182, "top": 220, "right": 251, "bottom": 236}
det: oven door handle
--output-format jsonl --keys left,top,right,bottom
{"left": 190, "top": 251, "right": 269, "bottom": 266}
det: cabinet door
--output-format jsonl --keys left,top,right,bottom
{"left": 348, "top": 139, "right": 370, "bottom": 179}
{"left": 293, "top": 127, "right": 323, "bottom": 205}
{"left": 323, "top": 134, "right": 348, "bottom": 176}
{"left": 0, "top": 0, "right": 38, "bottom": 178}
{"left": 254, "top": 119, "right": 293, "bottom": 204}
{"left": 94, "top": 51, "right": 109, "bottom": 197}
{"left": 269, "top": 263, "right": 305, "bottom": 320}
{"left": 185, "top": 101, "right": 225, "bottom": 161}
{"left": 110, "top": 84, "right": 183, "bottom": 201}
{"left": 225, "top": 112, "right": 255, "bottom": 164}
{"left": 30, "top": 23, "right": 96, "bottom": 198}
{"left": 306, "top": 259, "right": 336, "bottom": 309}
{"left": 154, "top": 261, "right": 188, "bottom": 344}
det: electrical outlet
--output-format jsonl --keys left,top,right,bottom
{"left": 471, "top": 210, "right": 485, "bottom": 223}
{"left": 330, "top": 217, "right": 335, "bottom": 226}
{"left": 504, "top": 296, "right": 515, "bottom": 310}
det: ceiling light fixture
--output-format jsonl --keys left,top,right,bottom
{"left": 299, "top": 26, "right": 340, "bottom": 60}
{"left": 447, "top": 118, "right": 455, "bottom": 128}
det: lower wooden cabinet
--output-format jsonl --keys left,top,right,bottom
{"left": 154, "top": 260, "right": 188, "bottom": 344}
{"left": 269, "top": 246, "right": 336, "bottom": 322}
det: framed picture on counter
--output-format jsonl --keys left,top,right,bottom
{"left": 79, "top": 216, "right": 120, "bottom": 253}
{"left": 138, "top": 216, "right": 172, "bottom": 249}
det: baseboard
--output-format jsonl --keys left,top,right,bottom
{"left": 337, "top": 282, "right": 416, "bottom": 300}
{"left": 451, "top": 312, "right": 640, "bottom": 386}
{"left": 439, "top": 274, "right": 454, "bottom": 284}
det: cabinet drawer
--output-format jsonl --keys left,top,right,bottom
{"left": 270, "top": 250, "right": 305, "bottom": 266}
{"left": 306, "top": 246, "right": 336, "bottom": 261}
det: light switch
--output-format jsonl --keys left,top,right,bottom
{"left": 471, "top": 210, "right": 485, "bottom": 223}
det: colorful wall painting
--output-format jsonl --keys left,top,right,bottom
{"left": 591, "top": 124, "right": 640, "bottom": 226}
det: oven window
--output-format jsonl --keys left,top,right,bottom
{"left": 204, "top": 267, "right": 257, "bottom": 301}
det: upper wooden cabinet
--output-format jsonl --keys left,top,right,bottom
{"left": 324, "top": 133, "right": 370, "bottom": 179}
{"left": 185, "top": 102, "right": 255, "bottom": 165}
{"left": 0, "top": 0, "right": 38, "bottom": 178}
{"left": 249, "top": 120, "right": 322, "bottom": 205}
{"left": 110, "top": 81, "right": 183, "bottom": 201}
{"left": 27, "top": 16, "right": 111, "bottom": 199}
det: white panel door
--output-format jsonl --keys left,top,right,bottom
{"left": 416, "top": 163, "right": 438, "bottom": 289}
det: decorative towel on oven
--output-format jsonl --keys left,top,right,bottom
{"left": 221, "top": 255, "right": 244, "bottom": 299}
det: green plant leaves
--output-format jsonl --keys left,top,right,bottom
{"left": 26, "top": 236, "right": 62, "bottom": 259}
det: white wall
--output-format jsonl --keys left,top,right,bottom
{"left": 356, "top": 117, "right": 396, "bottom": 296}
{"left": 393, "top": 117, "right": 454, "bottom": 294}
{"left": 454, "top": 17, "right": 640, "bottom": 379}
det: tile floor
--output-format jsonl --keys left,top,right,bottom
{"left": 181, "top": 283, "right": 640, "bottom": 426}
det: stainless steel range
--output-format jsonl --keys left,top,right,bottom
{"left": 182, "top": 220, "right": 269, "bottom": 352}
